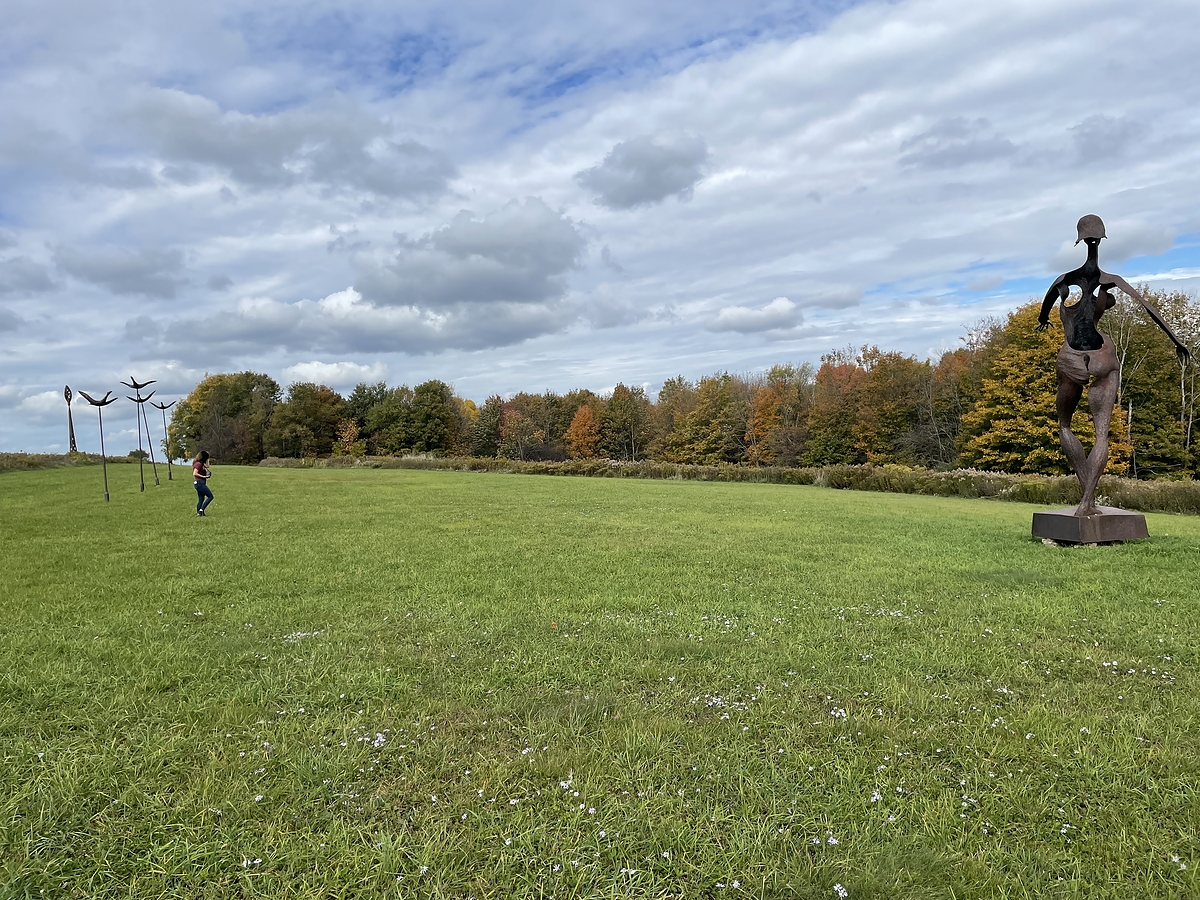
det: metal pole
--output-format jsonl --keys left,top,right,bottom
{"left": 161, "top": 406, "right": 172, "bottom": 480}
{"left": 122, "top": 378, "right": 157, "bottom": 492}
{"left": 79, "top": 391, "right": 117, "bottom": 502}
{"left": 134, "top": 390, "right": 145, "bottom": 492}
{"left": 99, "top": 407, "right": 110, "bottom": 502}
{"left": 140, "top": 397, "right": 160, "bottom": 486}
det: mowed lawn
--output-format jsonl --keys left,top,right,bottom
{"left": 2, "top": 466, "right": 1199, "bottom": 899}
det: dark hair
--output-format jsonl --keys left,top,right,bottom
{"left": 194, "top": 450, "right": 210, "bottom": 463}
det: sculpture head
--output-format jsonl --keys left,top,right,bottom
{"left": 1075, "top": 214, "right": 1106, "bottom": 245}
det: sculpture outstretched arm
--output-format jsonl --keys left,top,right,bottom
{"left": 1105, "top": 274, "right": 1190, "bottom": 365}
{"left": 1036, "top": 277, "right": 1067, "bottom": 331}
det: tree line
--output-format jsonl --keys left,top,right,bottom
{"left": 166, "top": 290, "right": 1200, "bottom": 479}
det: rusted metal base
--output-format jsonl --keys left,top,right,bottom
{"left": 1032, "top": 506, "right": 1148, "bottom": 544}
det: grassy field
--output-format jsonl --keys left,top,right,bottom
{"left": 2, "top": 466, "right": 1198, "bottom": 899}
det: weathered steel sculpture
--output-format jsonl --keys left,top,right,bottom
{"left": 78, "top": 390, "right": 117, "bottom": 502}
{"left": 1031, "top": 215, "right": 1190, "bottom": 543}
{"left": 121, "top": 377, "right": 160, "bottom": 490}
{"left": 150, "top": 399, "right": 177, "bottom": 481}
{"left": 64, "top": 385, "right": 78, "bottom": 453}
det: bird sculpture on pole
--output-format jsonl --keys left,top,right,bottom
{"left": 64, "top": 385, "right": 78, "bottom": 453}
{"left": 78, "top": 390, "right": 118, "bottom": 502}
{"left": 121, "top": 377, "right": 159, "bottom": 490}
{"left": 150, "top": 399, "right": 177, "bottom": 481}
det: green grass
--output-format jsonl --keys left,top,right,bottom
{"left": 2, "top": 466, "right": 1198, "bottom": 899}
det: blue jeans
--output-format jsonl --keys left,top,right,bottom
{"left": 195, "top": 480, "right": 214, "bottom": 512}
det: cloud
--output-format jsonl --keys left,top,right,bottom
{"left": 0, "top": 307, "right": 20, "bottom": 331}
{"left": 17, "top": 390, "right": 64, "bottom": 423}
{"left": 356, "top": 196, "right": 585, "bottom": 310}
{"left": 966, "top": 275, "right": 1003, "bottom": 292}
{"left": 282, "top": 360, "right": 389, "bottom": 388}
{"left": 576, "top": 134, "right": 708, "bottom": 208}
{"left": 125, "top": 88, "right": 457, "bottom": 198}
{"left": 899, "top": 118, "right": 1018, "bottom": 169}
{"left": 207, "top": 274, "right": 233, "bottom": 291}
{"left": 124, "top": 315, "right": 163, "bottom": 342}
{"left": 162, "top": 285, "right": 577, "bottom": 357}
{"left": 1071, "top": 114, "right": 1140, "bottom": 164}
{"left": 706, "top": 297, "right": 801, "bottom": 333}
{"left": 55, "top": 245, "right": 185, "bottom": 298}
{"left": 0, "top": 257, "right": 54, "bottom": 294}
{"left": 803, "top": 287, "right": 862, "bottom": 310}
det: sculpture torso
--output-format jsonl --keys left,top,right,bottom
{"left": 1049, "top": 247, "right": 1115, "bottom": 352}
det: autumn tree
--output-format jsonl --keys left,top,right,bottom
{"left": 744, "top": 384, "right": 782, "bottom": 466}
{"left": 804, "top": 350, "right": 866, "bottom": 465}
{"left": 564, "top": 404, "right": 602, "bottom": 459}
{"left": 499, "top": 407, "right": 541, "bottom": 460}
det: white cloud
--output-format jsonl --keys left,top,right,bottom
{"left": 707, "top": 297, "right": 800, "bottom": 333}
{"left": 18, "top": 390, "right": 65, "bottom": 422}
{"left": 282, "top": 360, "right": 388, "bottom": 388}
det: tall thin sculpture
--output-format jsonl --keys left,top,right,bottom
{"left": 1031, "top": 215, "right": 1190, "bottom": 543}
{"left": 151, "top": 399, "right": 177, "bottom": 481}
{"left": 64, "top": 385, "right": 78, "bottom": 453}
{"left": 121, "top": 377, "right": 159, "bottom": 490}
{"left": 78, "top": 390, "right": 117, "bottom": 502}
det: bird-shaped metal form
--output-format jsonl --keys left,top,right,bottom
{"left": 78, "top": 390, "right": 118, "bottom": 502}
{"left": 121, "top": 378, "right": 160, "bottom": 489}
{"left": 150, "top": 399, "right": 178, "bottom": 480}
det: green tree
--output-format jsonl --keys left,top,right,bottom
{"left": 168, "top": 371, "right": 281, "bottom": 464}
{"left": 660, "top": 374, "right": 748, "bottom": 464}
{"left": 600, "top": 383, "right": 653, "bottom": 461}
{"left": 365, "top": 386, "right": 414, "bottom": 455}
{"left": 263, "top": 383, "right": 345, "bottom": 458}
{"left": 649, "top": 376, "right": 697, "bottom": 459}
{"left": 344, "top": 382, "right": 390, "bottom": 430}
{"left": 470, "top": 396, "right": 503, "bottom": 457}
{"left": 854, "top": 347, "right": 931, "bottom": 465}
{"left": 410, "top": 380, "right": 458, "bottom": 453}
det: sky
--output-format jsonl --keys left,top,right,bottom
{"left": 4, "top": 0, "right": 1200, "bottom": 453}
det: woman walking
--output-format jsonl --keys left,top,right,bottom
{"left": 193, "top": 450, "right": 214, "bottom": 516}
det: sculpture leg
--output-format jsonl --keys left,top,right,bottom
{"left": 1056, "top": 376, "right": 1088, "bottom": 491}
{"left": 1077, "top": 369, "right": 1118, "bottom": 516}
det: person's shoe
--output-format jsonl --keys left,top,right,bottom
{"left": 197, "top": 510, "right": 205, "bottom": 517}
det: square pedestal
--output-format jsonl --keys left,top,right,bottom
{"left": 1031, "top": 506, "right": 1148, "bottom": 544}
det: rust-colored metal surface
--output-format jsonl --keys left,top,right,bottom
{"left": 1035, "top": 216, "right": 1189, "bottom": 527}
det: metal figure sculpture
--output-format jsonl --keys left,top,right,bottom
{"left": 64, "top": 385, "right": 78, "bottom": 453}
{"left": 150, "top": 399, "right": 177, "bottom": 481}
{"left": 121, "top": 377, "right": 160, "bottom": 490}
{"left": 78, "top": 390, "right": 118, "bottom": 502}
{"left": 1036, "top": 215, "right": 1190, "bottom": 517}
